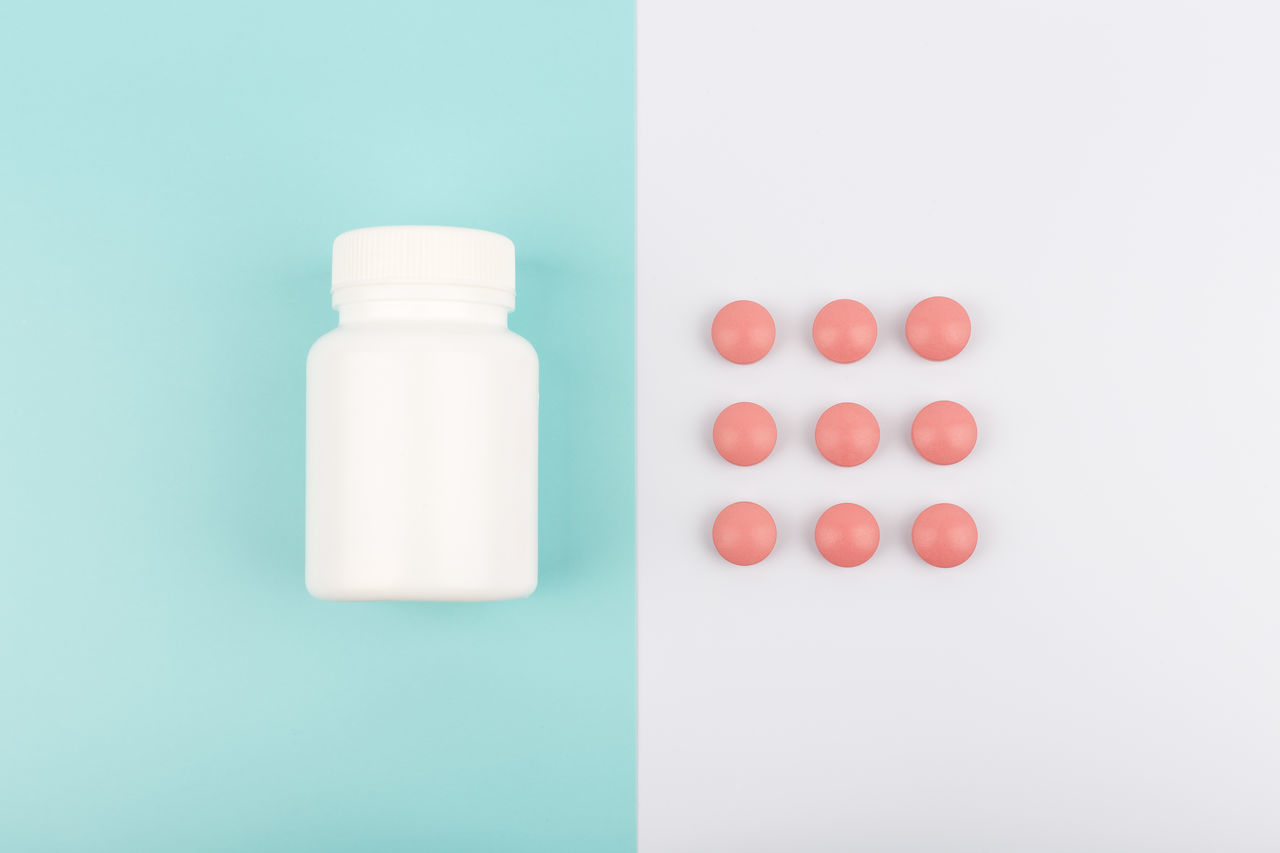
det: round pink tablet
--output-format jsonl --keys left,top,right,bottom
{"left": 814, "top": 403, "right": 880, "bottom": 466}
{"left": 911, "top": 401, "right": 977, "bottom": 465}
{"left": 812, "top": 299, "right": 877, "bottom": 363}
{"left": 911, "top": 503, "right": 978, "bottom": 567}
{"left": 712, "top": 501, "right": 777, "bottom": 566}
{"left": 713, "top": 402, "right": 777, "bottom": 466}
{"left": 906, "top": 296, "right": 971, "bottom": 360}
{"left": 712, "top": 300, "right": 775, "bottom": 364}
{"left": 814, "top": 503, "right": 880, "bottom": 567}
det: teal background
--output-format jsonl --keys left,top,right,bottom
{"left": 0, "top": 1, "right": 634, "bottom": 849}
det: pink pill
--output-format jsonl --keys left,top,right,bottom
{"left": 712, "top": 402, "right": 777, "bottom": 466}
{"left": 712, "top": 501, "right": 777, "bottom": 566}
{"left": 906, "top": 296, "right": 971, "bottom": 361}
{"left": 911, "top": 401, "right": 977, "bottom": 465}
{"left": 814, "top": 503, "right": 880, "bottom": 567}
{"left": 812, "top": 299, "right": 877, "bottom": 363}
{"left": 911, "top": 503, "right": 978, "bottom": 567}
{"left": 712, "top": 300, "right": 775, "bottom": 364}
{"left": 814, "top": 402, "right": 880, "bottom": 466}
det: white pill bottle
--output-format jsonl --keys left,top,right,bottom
{"left": 306, "top": 226, "right": 538, "bottom": 601}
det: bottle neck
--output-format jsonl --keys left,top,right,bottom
{"left": 338, "top": 299, "right": 510, "bottom": 326}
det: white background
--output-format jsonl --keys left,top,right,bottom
{"left": 637, "top": 2, "right": 1280, "bottom": 850}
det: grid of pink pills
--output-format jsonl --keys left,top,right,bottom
{"left": 710, "top": 297, "right": 979, "bottom": 568}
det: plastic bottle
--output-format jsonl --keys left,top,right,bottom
{"left": 306, "top": 226, "right": 538, "bottom": 600}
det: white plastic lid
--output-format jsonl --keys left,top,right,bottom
{"left": 331, "top": 225, "right": 516, "bottom": 309}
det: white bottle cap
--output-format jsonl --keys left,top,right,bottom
{"left": 331, "top": 225, "right": 516, "bottom": 309}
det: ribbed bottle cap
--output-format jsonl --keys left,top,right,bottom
{"left": 331, "top": 226, "right": 516, "bottom": 309}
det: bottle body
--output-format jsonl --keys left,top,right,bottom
{"left": 306, "top": 302, "right": 538, "bottom": 601}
